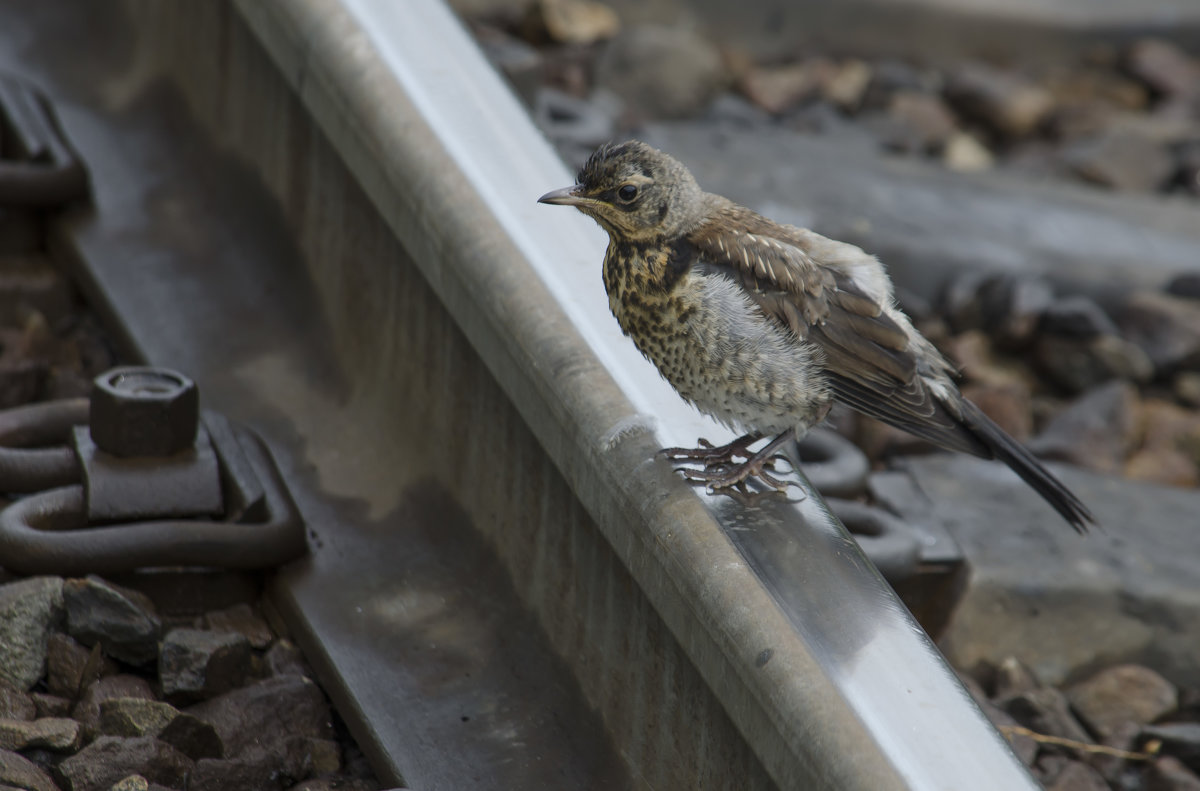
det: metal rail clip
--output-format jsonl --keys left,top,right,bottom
{"left": 0, "top": 366, "right": 306, "bottom": 575}
{"left": 0, "top": 74, "right": 90, "bottom": 207}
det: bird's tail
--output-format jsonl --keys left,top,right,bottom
{"left": 957, "top": 400, "right": 1094, "bottom": 533}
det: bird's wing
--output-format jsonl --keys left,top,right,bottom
{"left": 690, "top": 211, "right": 989, "bottom": 456}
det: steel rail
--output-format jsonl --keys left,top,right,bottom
{"left": 229, "top": 1, "right": 1039, "bottom": 788}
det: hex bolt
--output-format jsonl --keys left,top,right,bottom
{"left": 89, "top": 367, "right": 199, "bottom": 457}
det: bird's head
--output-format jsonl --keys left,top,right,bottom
{"left": 538, "top": 141, "right": 705, "bottom": 241}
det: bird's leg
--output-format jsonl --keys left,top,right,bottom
{"left": 673, "top": 429, "right": 797, "bottom": 492}
{"left": 657, "top": 432, "right": 764, "bottom": 466}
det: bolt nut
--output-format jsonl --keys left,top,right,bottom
{"left": 89, "top": 367, "right": 199, "bottom": 457}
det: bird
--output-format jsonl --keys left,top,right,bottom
{"left": 538, "top": 140, "right": 1093, "bottom": 532}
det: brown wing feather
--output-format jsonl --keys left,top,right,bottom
{"left": 690, "top": 211, "right": 989, "bottom": 456}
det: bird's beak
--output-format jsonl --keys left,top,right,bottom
{"left": 537, "top": 185, "right": 587, "bottom": 206}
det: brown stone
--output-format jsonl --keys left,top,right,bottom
{"left": 739, "top": 61, "right": 829, "bottom": 115}
{"left": 1047, "top": 760, "right": 1110, "bottom": 791}
{"left": 0, "top": 716, "right": 81, "bottom": 752}
{"left": 48, "top": 634, "right": 118, "bottom": 700}
{"left": 73, "top": 676, "right": 156, "bottom": 741}
{"left": 821, "top": 59, "right": 872, "bottom": 112}
{"left": 961, "top": 383, "right": 1032, "bottom": 441}
{"left": 1145, "top": 756, "right": 1200, "bottom": 791}
{"left": 945, "top": 63, "right": 1055, "bottom": 139}
{"left": 203, "top": 604, "right": 273, "bottom": 651}
{"left": 1004, "top": 687, "right": 1094, "bottom": 744}
{"left": 1066, "top": 664, "right": 1177, "bottom": 740}
{"left": 1125, "top": 447, "right": 1200, "bottom": 488}
{"left": 55, "top": 736, "right": 193, "bottom": 791}
{"left": 0, "top": 748, "right": 58, "bottom": 791}
{"left": 525, "top": 0, "right": 618, "bottom": 46}
{"left": 0, "top": 681, "right": 34, "bottom": 722}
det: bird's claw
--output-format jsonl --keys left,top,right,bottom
{"left": 657, "top": 433, "right": 762, "bottom": 467}
{"left": 672, "top": 455, "right": 792, "bottom": 493}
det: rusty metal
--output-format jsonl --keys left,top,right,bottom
{"left": 0, "top": 367, "right": 306, "bottom": 573}
{"left": 73, "top": 422, "right": 223, "bottom": 523}
{"left": 89, "top": 367, "right": 200, "bottom": 457}
{"left": 794, "top": 427, "right": 870, "bottom": 498}
{"left": 0, "top": 398, "right": 87, "bottom": 493}
{"left": 826, "top": 498, "right": 922, "bottom": 582}
{"left": 0, "top": 418, "right": 304, "bottom": 574}
{"left": 0, "top": 75, "right": 90, "bottom": 207}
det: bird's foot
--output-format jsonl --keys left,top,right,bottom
{"left": 664, "top": 430, "right": 796, "bottom": 493}
{"left": 657, "top": 432, "right": 763, "bottom": 467}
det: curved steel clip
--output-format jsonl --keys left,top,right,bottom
{"left": 0, "top": 75, "right": 90, "bottom": 207}
{"left": 0, "top": 403, "right": 306, "bottom": 574}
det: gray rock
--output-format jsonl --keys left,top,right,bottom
{"left": 159, "top": 630, "right": 252, "bottom": 703}
{"left": 1167, "top": 272, "right": 1200, "bottom": 301}
{"left": 202, "top": 604, "right": 274, "bottom": 651}
{"left": 1142, "top": 723, "right": 1200, "bottom": 774}
{"left": 1063, "top": 127, "right": 1176, "bottom": 192}
{"left": 1067, "top": 665, "right": 1178, "bottom": 740}
{"left": 264, "top": 641, "right": 309, "bottom": 679}
{"left": 1179, "top": 141, "right": 1200, "bottom": 197}
{"left": 0, "top": 681, "right": 34, "bottom": 722}
{"left": 55, "top": 736, "right": 192, "bottom": 791}
{"left": 700, "top": 92, "right": 772, "bottom": 129}
{"left": 0, "top": 717, "right": 80, "bottom": 752}
{"left": 1032, "top": 333, "right": 1154, "bottom": 394}
{"left": 871, "top": 454, "right": 1200, "bottom": 688}
{"left": 187, "top": 758, "right": 281, "bottom": 791}
{"left": 96, "top": 700, "right": 179, "bottom": 739}
{"left": 863, "top": 59, "right": 935, "bottom": 108}
{"left": 1124, "top": 39, "right": 1200, "bottom": 100}
{"left": 186, "top": 676, "right": 333, "bottom": 766}
{"left": 0, "top": 576, "right": 64, "bottom": 691}
{"left": 107, "top": 776, "right": 148, "bottom": 791}
{"left": 595, "top": 25, "right": 728, "bottom": 120}
{"left": 1027, "top": 380, "right": 1139, "bottom": 473}
{"left": 976, "top": 273, "right": 1055, "bottom": 348}
{"left": 1146, "top": 756, "right": 1200, "bottom": 791}
{"left": 474, "top": 25, "right": 543, "bottom": 106}
{"left": 47, "top": 635, "right": 117, "bottom": 700}
{"left": 72, "top": 677, "right": 155, "bottom": 741}
{"left": 64, "top": 577, "right": 161, "bottom": 666}
{"left": 944, "top": 63, "right": 1054, "bottom": 139}
{"left": 1004, "top": 687, "right": 1093, "bottom": 744}
{"left": 533, "top": 87, "right": 618, "bottom": 152}
{"left": 31, "top": 694, "right": 71, "bottom": 719}
{"left": 287, "top": 778, "right": 377, "bottom": 791}
{"left": 877, "top": 90, "right": 958, "bottom": 153}
{"left": 940, "top": 270, "right": 993, "bottom": 333}
{"left": 157, "top": 714, "right": 223, "bottom": 762}
{"left": 1117, "top": 290, "right": 1200, "bottom": 375}
{"left": 1040, "top": 296, "right": 1120, "bottom": 338}
{"left": 0, "top": 747, "right": 58, "bottom": 791}
{"left": 1046, "top": 760, "right": 1109, "bottom": 791}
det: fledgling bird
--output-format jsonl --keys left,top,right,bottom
{"left": 539, "top": 140, "right": 1093, "bottom": 532}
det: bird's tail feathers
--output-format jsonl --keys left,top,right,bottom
{"left": 958, "top": 401, "right": 1094, "bottom": 533}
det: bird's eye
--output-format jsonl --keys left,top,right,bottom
{"left": 617, "top": 184, "right": 639, "bottom": 202}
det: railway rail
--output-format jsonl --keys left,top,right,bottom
{"left": 3, "top": 1, "right": 1189, "bottom": 789}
